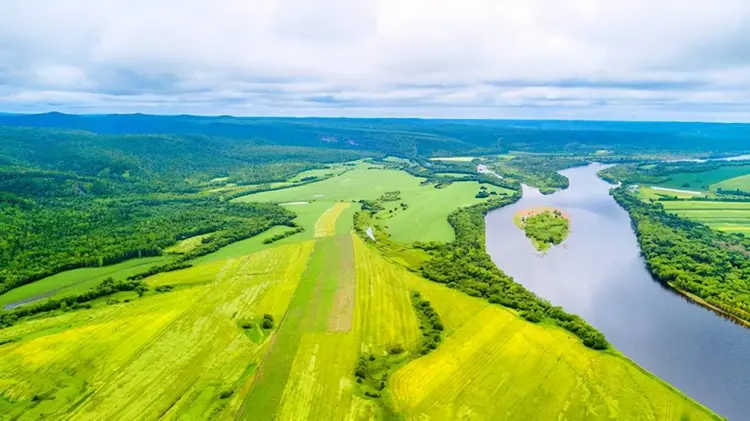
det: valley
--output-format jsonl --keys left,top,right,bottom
{"left": 2, "top": 116, "right": 750, "bottom": 420}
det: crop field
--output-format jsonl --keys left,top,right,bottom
{"left": 660, "top": 201, "right": 750, "bottom": 234}
{"left": 0, "top": 233, "right": 720, "bottom": 421}
{"left": 315, "top": 202, "right": 352, "bottom": 237}
{"left": 651, "top": 165, "right": 750, "bottom": 190}
{"left": 712, "top": 173, "right": 750, "bottom": 192}
{"left": 0, "top": 256, "right": 173, "bottom": 310}
{"left": 164, "top": 233, "right": 213, "bottom": 254}
{"left": 240, "top": 234, "right": 358, "bottom": 420}
{"left": 287, "top": 162, "right": 360, "bottom": 182}
{"left": 0, "top": 241, "right": 315, "bottom": 420}
{"left": 353, "top": 236, "right": 420, "bottom": 353}
{"left": 235, "top": 167, "right": 513, "bottom": 243}
{"left": 390, "top": 275, "right": 721, "bottom": 421}
{"left": 638, "top": 186, "right": 705, "bottom": 201}
{"left": 0, "top": 176, "right": 719, "bottom": 421}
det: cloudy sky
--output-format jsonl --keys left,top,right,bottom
{"left": 1, "top": 0, "right": 750, "bottom": 121}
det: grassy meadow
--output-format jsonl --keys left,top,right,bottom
{"left": 234, "top": 167, "right": 513, "bottom": 243}
{"left": 637, "top": 186, "right": 750, "bottom": 234}
{"left": 393, "top": 274, "right": 720, "bottom": 421}
{"left": 637, "top": 164, "right": 750, "bottom": 235}
{"left": 713, "top": 173, "right": 750, "bottom": 192}
{"left": 650, "top": 165, "right": 750, "bottom": 190}
{"left": 0, "top": 256, "right": 173, "bottom": 310}
{"left": 660, "top": 201, "right": 750, "bottom": 234}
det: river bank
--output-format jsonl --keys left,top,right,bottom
{"left": 485, "top": 163, "right": 750, "bottom": 421}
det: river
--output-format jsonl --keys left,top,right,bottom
{"left": 485, "top": 163, "right": 750, "bottom": 420}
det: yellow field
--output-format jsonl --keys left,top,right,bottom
{"left": 390, "top": 276, "right": 720, "bottom": 421}
{"left": 164, "top": 233, "right": 213, "bottom": 254}
{"left": 315, "top": 202, "right": 353, "bottom": 238}
{"left": 0, "top": 242, "right": 314, "bottom": 420}
{"left": 275, "top": 332, "right": 360, "bottom": 421}
{"left": 0, "top": 211, "right": 721, "bottom": 420}
{"left": 353, "top": 236, "right": 420, "bottom": 354}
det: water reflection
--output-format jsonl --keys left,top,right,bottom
{"left": 485, "top": 163, "right": 749, "bottom": 421}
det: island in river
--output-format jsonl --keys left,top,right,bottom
{"left": 514, "top": 207, "right": 570, "bottom": 252}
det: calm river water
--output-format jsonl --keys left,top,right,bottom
{"left": 485, "top": 163, "right": 750, "bottom": 420}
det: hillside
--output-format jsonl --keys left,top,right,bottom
{"left": 3, "top": 113, "right": 750, "bottom": 157}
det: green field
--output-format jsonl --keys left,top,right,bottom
{"left": 394, "top": 273, "right": 720, "bottom": 420}
{"left": 660, "top": 201, "right": 750, "bottom": 234}
{"left": 234, "top": 167, "right": 513, "bottom": 243}
{"left": 638, "top": 186, "right": 706, "bottom": 201}
{"left": 0, "top": 256, "right": 173, "bottom": 310}
{"left": 164, "top": 234, "right": 213, "bottom": 254}
{"left": 0, "top": 195, "right": 720, "bottom": 420}
{"left": 652, "top": 165, "right": 750, "bottom": 190}
{"left": 636, "top": 187, "right": 750, "bottom": 234}
{"left": 712, "top": 173, "right": 750, "bottom": 192}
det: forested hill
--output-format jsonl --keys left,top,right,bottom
{"left": 0, "top": 126, "right": 373, "bottom": 194}
{"left": 3, "top": 113, "right": 750, "bottom": 157}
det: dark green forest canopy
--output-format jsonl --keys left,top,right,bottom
{"left": 0, "top": 126, "right": 375, "bottom": 192}
{"left": 0, "top": 197, "right": 295, "bottom": 294}
{"left": 3, "top": 113, "right": 750, "bottom": 157}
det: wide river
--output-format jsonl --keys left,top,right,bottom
{"left": 485, "top": 163, "right": 750, "bottom": 420}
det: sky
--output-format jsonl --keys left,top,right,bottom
{"left": 1, "top": 0, "right": 750, "bottom": 121}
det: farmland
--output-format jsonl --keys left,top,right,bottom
{"left": 0, "top": 256, "right": 173, "bottom": 310}
{"left": 648, "top": 165, "right": 750, "bottom": 191}
{"left": 636, "top": 186, "right": 750, "bottom": 234}
{"left": 659, "top": 201, "right": 750, "bottom": 234}
{"left": 0, "top": 179, "right": 721, "bottom": 420}
{"left": 0, "top": 241, "right": 315, "bottom": 420}
{"left": 713, "top": 173, "right": 750, "bottom": 192}
{"left": 392, "top": 275, "right": 721, "bottom": 421}
{"left": 234, "top": 167, "right": 514, "bottom": 243}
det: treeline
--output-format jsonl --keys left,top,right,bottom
{"left": 6, "top": 113, "right": 750, "bottom": 157}
{"left": 599, "top": 160, "right": 750, "bottom": 187}
{"left": 0, "top": 197, "right": 294, "bottom": 294}
{"left": 612, "top": 186, "right": 750, "bottom": 322}
{"left": 411, "top": 291, "right": 444, "bottom": 355}
{"left": 414, "top": 196, "right": 609, "bottom": 349}
{"left": 716, "top": 188, "right": 750, "bottom": 197}
{"left": 263, "top": 227, "right": 305, "bottom": 244}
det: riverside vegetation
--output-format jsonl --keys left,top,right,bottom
{"left": 514, "top": 208, "right": 570, "bottom": 251}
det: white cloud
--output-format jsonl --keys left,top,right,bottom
{"left": 0, "top": 0, "right": 749, "bottom": 120}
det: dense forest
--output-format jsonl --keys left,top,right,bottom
{"left": 3, "top": 113, "right": 750, "bottom": 157}
{"left": 612, "top": 187, "right": 750, "bottom": 322}
{"left": 517, "top": 209, "right": 570, "bottom": 251}
{"left": 0, "top": 197, "right": 295, "bottom": 294}
{"left": 0, "top": 126, "right": 373, "bottom": 191}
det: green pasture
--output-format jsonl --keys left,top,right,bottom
{"left": 661, "top": 201, "right": 750, "bottom": 234}
{"left": 652, "top": 165, "right": 750, "bottom": 190}
{"left": 713, "top": 173, "right": 750, "bottom": 192}
{"left": 234, "top": 167, "right": 513, "bottom": 243}
{"left": 0, "top": 256, "right": 173, "bottom": 309}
